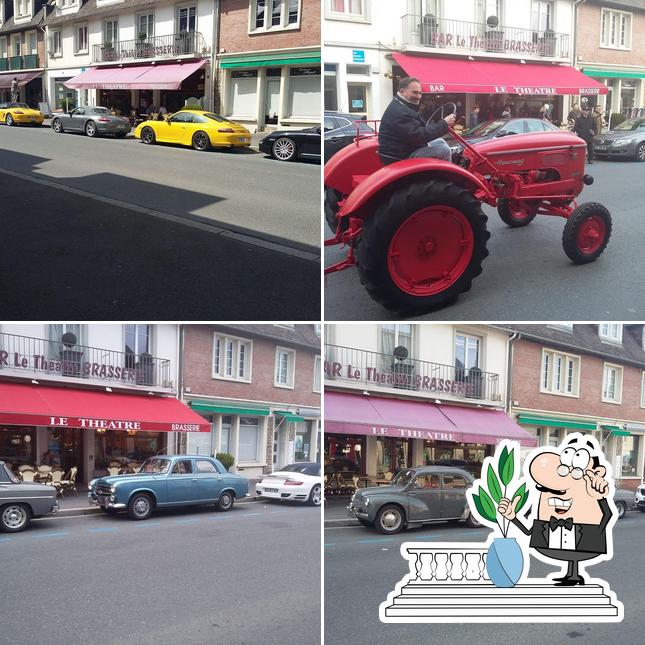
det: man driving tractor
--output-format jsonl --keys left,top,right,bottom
{"left": 378, "top": 77, "right": 456, "bottom": 165}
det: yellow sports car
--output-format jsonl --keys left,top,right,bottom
{"left": 134, "top": 109, "right": 251, "bottom": 151}
{"left": 0, "top": 102, "right": 44, "bottom": 126}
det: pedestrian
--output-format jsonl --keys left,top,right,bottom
{"left": 567, "top": 102, "right": 582, "bottom": 129}
{"left": 519, "top": 101, "right": 530, "bottom": 118}
{"left": 10, "top": 77, "right": 19, "bottom": 102}
{"left": 377, "top": 76, "right": 456, "bottom": 165}
{"left": 539, "top": 103, "right": 552, "bottom": 122}
{"left": 42, "top": 450, "right": 59, "bottom": 467}
{"left": 158, "top": 105, "right": 167, "bottom": 116}
{"left": 468, "top": 104, "right": 480, "bottom": 129}
{"left": 592, "top": 105, "right": 605, "bottom": 136}
{"left": 501, "top": 105, "right": 511, "bottom": 119}
{"left": 573, "top": 105, "right": 597, "bottom": 164}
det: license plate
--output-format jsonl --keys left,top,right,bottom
{"left": 595, "top": 146, "right": 607, "bottom": 152}
{"left": 264, "top": 488, "right": 278, "bottom": 493}
{"left": 239, "top": 137, "right": 249, "bottom": 143}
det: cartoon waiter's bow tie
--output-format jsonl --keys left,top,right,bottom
{"left": 549, "top": 517, "right": 574, "bottom": 531}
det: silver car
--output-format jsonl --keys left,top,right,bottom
{"left": 0, "top": 460, "right": 59, "bottom": 532}
{"left": 51, "top": 106, "right": 131, "bottom": 138}
{"left": 593, "top": 117, "right": 645, "bottom": 161}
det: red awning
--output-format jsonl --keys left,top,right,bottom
{"left": 393, "top": 53, "right": 608, "bottom": 96}
{"left": 64, "top": 60, "right": 207, "bottom": 91}
{"left": 325, "top": 391, "right": 535, "bottom": 447}
{"left": 0, "top": 71, "right": 43, "bottom": 89}
{"left": 0, "top": 382, "right": 209, "bottom": 432}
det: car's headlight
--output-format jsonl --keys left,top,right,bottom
{"left": 364, "top": 497, "right": 370, "bottom": 507}
{"left": 109, "top": 484, "right": 117, "bottom": 493}
{"left": 612, "top": 139, "right": 632, "bottom": 146}
{"left": 89, "top": 479, "right": 97, "bottom": 489}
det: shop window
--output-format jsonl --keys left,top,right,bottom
{"left": 621, "top": 435, "right": 640, "bottom": 477}
{"left": 599, "top": 324, "right": 622, "bottom": 344}
{"left": 601, "top": 9, "right": 631, "bottom": 49}
{"left": 548, "top": 428, "right": 561, "bottom": 447}
{"left": 251, "top": 0, "right": 300, "bottom": 32}
{"left": 213, "top": 333, "right": 252, "bottom": 382}
{"left": 0, "top": 426, "right": 35, "bottom": 465}
{"left": 239, "top": 417, "right": 261, "bottom": 462}
{"left": 275, "top": 346, "right": 296, "bottom": 388}
{"left": 602, "top": 363, "right": 623, "bottom": 404}
{"left": 287, "top": 67, "right": 320, "bottom": 118}
{"left": 541, "top": 349, "right": 580, "bottom": 396}
{"left": 220, "top": 416, "right": 233, "bottom": 454}
{"left": 295, "top": 421, "right": 312, "bottom": 461}
{"left": 229, "top": 70, "right": 258, "bottom": 117}
{"left": 94, "top": 431, "right": 164, "bottom": 470}
{"left": 324, "top": 63, "right": 338, "bottom": 111}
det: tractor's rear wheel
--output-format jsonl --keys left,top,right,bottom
{"left": 324, "top": 186, "right": 348, "bottom": 234}
{"left": 356, "top": 180, "right": 490, "bottom": 314}
{"left": 497, "top": 199, "right": 537, "bottom": 228}
{"left": 562, "top": 202, "right": 612, "bottom": 264}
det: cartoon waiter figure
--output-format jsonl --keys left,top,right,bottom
{"left": 498, "top": 434, "right": 615, "bottom": 587}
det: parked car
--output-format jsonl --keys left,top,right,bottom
{"left": 0, "top": 460, "right": 59, "bottom": 532}
{"left": 256, "top": 462, "right": 321, "bottom": 506}
{"left": 348, "top": 465, "right": 479, "bottom": 534}
{"left": 88, "top": 455, "right": 248, "bottom": 520}
{"left": 613, "top": 487, "right": 636, "bottom": 519}
{"left": 324, "top": 111, "right": 375, "bottom": 162}
{"left": 0, "top": 102, "right": 44, "bottom": 127}
{"left": 635, "top": 482, "right": 645, "bottom": 512}
{"left": 134, "top": 109, "right": 251, "bottom": 152}
{"left": 258, "top": 125, "right": 321, "bottom": 162}
{"left": 51, "top": 106, "right": 131, "bottom": 138}
{"left": 593, "top": 117, "right": 645, "bottom": 161}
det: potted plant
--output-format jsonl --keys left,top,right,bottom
{"left": 216, "top": 452, "right": 235, "bottom": 472}
{"left": 540, "top": 28, "right": 556, "bottom": 57}
{"left": 469, "top": 443, "right": 528, "bottom": 587}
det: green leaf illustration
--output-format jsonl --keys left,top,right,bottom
{"left": 510, "top": 482, "right": 527, "bottom": 513}
{"left": 487, "top": 464, "right": 503, "bottom": 503}
{"left": 500, "top": 447, "right": 515, "bottom": 486}
{"left": 478, "top": 486, "right": 498, "bottom": 522}
{"left": 472, "top": 491, "right": 496, "bottom": 523}
{"left": 498, "top": 445, "right": 509, "bottom": 483}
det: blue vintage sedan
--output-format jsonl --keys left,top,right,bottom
{"left": 88, "top": 455, "right": 249, "bottom": 520}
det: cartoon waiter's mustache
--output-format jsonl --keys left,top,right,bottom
{"left": 536, "top": 484, "right": 567, "bottom": 495}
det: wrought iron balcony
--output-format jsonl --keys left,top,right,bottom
{"left": 324, "top": 344, "right": 500, "bottom": 402}
{"left": 401, "top": 14, "right": 570, "bottom": 60}
{"left": 92, "top": 31, "right": 207, "bottom": 64}
{"left": 0, "top": 332, "right": 173, "bottom": 390}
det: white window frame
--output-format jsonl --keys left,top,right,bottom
{"left": 136, "top": 11, "right": 155, "bottom": 39}
{"left": 602, "top": 362, "right": 623, "bottom": 404}
{"left": 547, "top": 323, "right": 573, "bottom": 332}
{"left": 237, "top": 415, "right": 267, "bottom": 466}
{"left": 600, "top": 8, "right": 632, "bottom": 50}
{"left": 14, "top": 0, "right": 32, "bottom": 20}
{"left": 0, "top": 37, "right": 7, "bottom": 58}
{"left": 541, "top": 348, "right": 580, "bottom": 397}
{"left": 103, "top": 18, "right": 119, "bottom": 46}
{"left": 641, "top": 371, "right": 645, "bottom": 408}
{"left": 455, "top": 331, "right": 482, "bottom": 371}
{"left": 74, "top": 23, "right": 88, "bottom": 54}
{"left": 176, "top": 3, "right": 197, "bottom": 33}
{"left": 212, "top": 333, "right": 253, "bottom": 383}
{"left": 50, "top": 30, "right": 63, "bottom": 57}
{"left": 379, "top": 324, "right": 415, "bottom": 359}
{"left": 249, "top": 0, "right": 302, "bottom": 33}
{"left": 325, "top": 0, "right": 369, "bottom": 23}
{"left": 274, "top": 346, "right": 296, "bottom": 389}
{"left": 26, "top": 30, "right": 37, "bottom": 56}
{"left": 313, "top": 355, "right": 321, "bottom": 393}
{"left": 599, "top": 323, "right": 623, "bottom": 344}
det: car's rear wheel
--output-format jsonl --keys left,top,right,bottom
{"left": 52, "top": 118, "right": 63, "bottom": 134}
{"left": 272, "top": 137, "right": 297, "bottom": 161}
{"left": 616, "top": 501, "right": 627, "bottom": 519}
{"left": 375, "top": 504, "right": 405, "bottom": 534}
{"left": 308, "top": 484, "right": 321, "bottom": 506}
{"left": 85, "top": 120, "right": 98, "bottom": 137}
{"left": 0, "top": 503, "right": 30, "bottom": 532}
{"left": 127, "top": 493, "right": 153, "bottom": 520}
{"left": 465, "top": 510, "right": 482, "bottom": 528}
{"left": 562, "top": 202, "right": 612, "bottom": 264}
{"left": 497, "top": 199, "right": 537, "bottom": 228}
{"left": 141, "top": 126, "right": 156, "bottom": 145}
{"left": 192, "top": 131, "right": 211, "bottom": 151}
{"left": 6, "top": 114, "right": 14, "bottom": 126}
{"left": 636, "top": 142, "right": 645, "bottom": 162}
{"left": 217, "top": 491, "right": 234, "bottom": 512}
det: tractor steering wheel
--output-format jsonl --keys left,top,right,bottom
{"left": 426, "top": 102, "right": 457, "bottom": 127}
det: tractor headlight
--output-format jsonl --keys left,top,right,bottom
{"left": 612, "top": 139, "right": 632, "bottom": 146}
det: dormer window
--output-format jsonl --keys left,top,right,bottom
{"left": 15, "top": 0, "right": 33, "bottom": 19}
{"left": 599, "top": 324, "right": 622, "bottom": 344}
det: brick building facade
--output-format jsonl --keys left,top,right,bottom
{"left": 505, "top": 324, "right": 645, "bottom": 491}
{"left": 180, "top": 324, "right": 321, "bottom": 480}
{"left": 217, "top": 0, "right": 321, "bottom": 130}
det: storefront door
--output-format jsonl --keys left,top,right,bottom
{"left": 47, "top": 427, "right": 83, "bottom": 482}
{"left": 265, "top": 77, "right": 280, "bottom": 125}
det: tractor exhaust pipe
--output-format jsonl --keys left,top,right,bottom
{"left": 583, "top": 174, "right": 594, "bottom": 185}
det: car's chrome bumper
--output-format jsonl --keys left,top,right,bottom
{"left": 347, "top": 502, "right": 369, "bottom": 520}
{"left": 88, "top": 493, "right": 126, "bottom": 509}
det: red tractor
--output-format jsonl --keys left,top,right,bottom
{"left": 324, "top": 103, "right": 612, "bottom": 314}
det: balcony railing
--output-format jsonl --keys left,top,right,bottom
{"left": 324, "top": 344, "right": 500, "bottom": 402}
{"left": 402, "top": 15, "right": 570, "bottom": 60}
{"left": 0, "top": 332, "right": 172, "bottom": 389}
{"left": 3, "top": 54, "right": 40, "bottom": 70}
{"left": 92, "top": 31, "right": 207, "bottom": 64}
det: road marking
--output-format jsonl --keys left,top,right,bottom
{"left": 31, "top": 531, "right": 70, "bottom": 539}
{"left": 174, "top": 518, "right": 200, "bottom": 524}
{"left": 324, "top": 543, "right": 337, "bottom": 547}
{"left": 356, "top": 538, "right": 394, "bottom": 544}
{"left": 0, "top": 167, "right": 320, "bottom": 262}
{"left": 239, "top": 512, "right": 261, "bottom": 517}
{"left": 133, "top": 521, "right": 162, "bottom": 527}
{"left": 0, "top": 537, "right": 13, "bottom": 543}
{"left": 87, "top": 527, "right": 119, "bottom": 533}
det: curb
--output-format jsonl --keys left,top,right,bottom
{"left": 55, "top": 495, "right": 262, "bottom": 518}
{"left": 324, "top": 516, "right": 360, "bottom": 528}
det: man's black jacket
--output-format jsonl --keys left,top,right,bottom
{"left": 378, "top": 94, "right": 450, "bottom": 161}
{"left": 573, "top": 114, "right": 597, "bottom": 142}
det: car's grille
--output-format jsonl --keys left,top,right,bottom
{"left": 96, "top": 485, "right": 112, "bottom": 496}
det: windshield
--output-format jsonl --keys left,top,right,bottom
{"left": 93, "top": 107, "right": 111, "bottom": 115}
{"left": 464, "top": 120, "right": 505, "bottom": 137}
{"left": 7, "top": 103, "right": 29, "bottom": 109}
{"left": 204, "top": 113, "right": 229, "bottom": 122}
{"left": 390, "top": 469, "right": 415, "bottom": 487}
{"left": 614, "top": 118, "right": 645, "bottom": 132}
{"left": 139, "top": 458, "right": 170, "bottom": 474}
{"left": 279, "top": 463, "right": 320, "bottom": 476}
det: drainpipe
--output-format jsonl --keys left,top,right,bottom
{"left": 505, "top": 332, "right": 519, "bottom": 416}
{"left": 572, "top": 0, "right": 586, "bottom": 70}
{"left": 210, "top": 0, "right": 221, "bottom": 112}
{"left": 176, "top": 324, "right": 185, "bottom": 454}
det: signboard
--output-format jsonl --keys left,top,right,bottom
{"left": 352, "top": 49, "right": 365, "bottom": 63}
{"left": 351, "top": 99, "right": 364, "bottom": 108}
{"left": 38, "top": 102, "right": 51, "bottom": 117}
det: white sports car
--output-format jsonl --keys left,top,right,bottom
{"left": 256, "top": 462, "right": 321, "bottom": 506}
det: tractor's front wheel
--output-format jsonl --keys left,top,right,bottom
{"left": 562, "top": 202, "right": 612, "bottom": 264}
{"left": 497, "top": 199, "right": 537, "bottom": 228}
{"left": 356, "top": 180, "right": 490, "bottom": 314}
{"left": 324, "top": 186, "right": 348, "bottom": 235}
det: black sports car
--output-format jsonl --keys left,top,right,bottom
{"left": 324, "top": 111, "right": 375, "bottom": 162}
{"left": 259, "top": 125, "right": 321, "bottom": 162}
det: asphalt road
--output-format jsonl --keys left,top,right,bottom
{"left": 0, "top": 125, "right": 321, "bottom": 319}
{"left": 324, "top": 509, "right": 645, "bottom": 645}
{"left": 324, "top": 159, "right": 645, "bottom": 320}
{"left": 0, "top": 501, "right": 321, "bottom": 645}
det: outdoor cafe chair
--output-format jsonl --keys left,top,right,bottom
{"left": 47, "top": 468, "right": 65, "bottom": 495}
{"left": 36, "top": 465, "right": 52, "bottom": 483}
{"left": 107, "top": 466, "right": 121, "bottom": 476}
{"left": 59, "top": 467, "right": 78, "bottom": 495}
{"left": 18, "top": 464, "right": 35, "bottom": 472}
{"left": 20, "top": 468, "right": 36, "bottom": 483}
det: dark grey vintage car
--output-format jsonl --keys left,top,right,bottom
{"left": 51, "top": 106, "right": 131, "bottom": 138}
{"left": 0, "top": 460, "right": 59, "bottom": 532}
{"left": 348, "top": 465, "right": 480, "bottom": 534}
